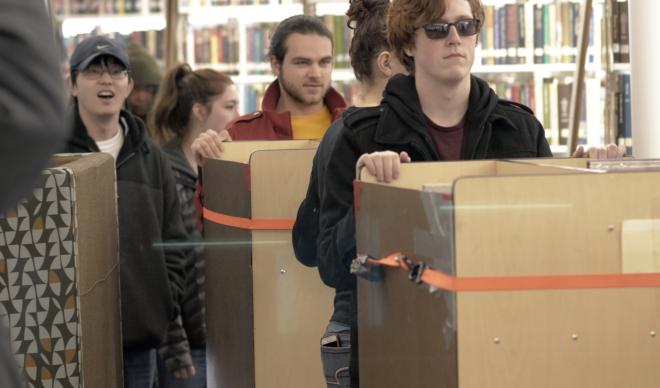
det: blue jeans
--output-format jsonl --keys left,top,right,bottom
{"left": 124, "top": 348, "right": 157, "bottom": 388}
{"left": 321, "top": 321, "right": 351, "bottom": 388}
{"left": 156, "top": 348, "right": 206, "bottom": 388}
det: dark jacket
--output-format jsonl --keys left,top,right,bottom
{"left": 226, "top": 80, "right": 347, "bottom": 140}
{"left": 317, "top": 74, "right": 552, "bottom": 388}
{"left": 64, "top": 107, "right": 187, "bottom": 350}
{"left": 293, "top": 106, "right": 358, "bottom": 325}
{"left": 0, "top": 0, "right": 68, "bottom": 214}
{"left": 317, "top": 74, "right": 552, "bottom": 318}
{"left": 160, "top": 142, "right": 206, "bottom": 370}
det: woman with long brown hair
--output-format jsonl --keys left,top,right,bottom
{"left": 293, "top": 1, "right": 407, "bottom": 386}
{"left": 150, "top": 63, "right": 239, "bottom": 387}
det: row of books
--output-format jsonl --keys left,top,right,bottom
{"left": 243, "top": 83, "right": 268, "bottom": 114}
{"left": 541, "top": 78, "right": 575, "bottom": 146}
{"left": 487, "top": 78, "right": 535, "bottom": 113}
{"left": 192, "top": 14, "right": 352, "bottom": 70}
{"left": 533, "top": 1, "right": 589, "bottom": 65}
{"left": 63, "top": 30, "right": 165, "bottom": 60}
{"left": 482, "top": 74, "right": 606, "bottom": 147}
{"left": 608, "top": 0, "right": 630, "bottom": 64}
{"left": 54, "top": 0, "right": 163, "bottom": 15}
{"left": 480, "top": 3, "right": 526, "bottom": 65}
{"left": 246, "top": 23, "right": 278, "bottom": 68}
{"left": 605, "top": 73, "right": 632, "bottom": 153}
{"left": 480, "top": 1, "right": 591, "bottom": 66}
{"left": 192, "top": 25, "right": 240, "bottom": 68}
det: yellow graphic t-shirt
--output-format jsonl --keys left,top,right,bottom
{"left": 291, "top": 106, "right": 333, "bottom": 140}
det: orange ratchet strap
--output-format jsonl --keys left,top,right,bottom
{"left": 365, "top": 253, "right": 660, "bottom": 292}
{"left": 203, "top": 207, "right": 294, "bottom": 230}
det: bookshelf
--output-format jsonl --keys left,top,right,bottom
{"left": 55, "top": 0, "right": 167, "bottom": 63}
{"left": 180, "top": 0, "right": 355, "bottom": 113}
{"left": 602, "top": 0, "right": 631, "bottom": 153}
{"left": 53, "top": 0, "right": 630, "bottom": 152}
{"left": 179, "top": 0, "right": 621, "bottom": 154}
{"left": 475, "top": 0, "right": 611, "bottom": 155}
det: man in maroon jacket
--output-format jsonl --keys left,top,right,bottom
{"left": 190, "top": 14, "right": 346, "bottom": 161}
{"left": 190, "top": 15, "right": 347, "bottom": 231}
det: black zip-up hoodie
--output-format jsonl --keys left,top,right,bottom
{"left": 317, "top": 74, "right": 552, "bottom": 387}
{"left": 64, "top": 106, "right": 187, "bottom": 350}
{"left": 318, "top": 74, "right": 552, "bottom": 322}
{"left": 158, "top": 142, "right": 207, "bottom": 371}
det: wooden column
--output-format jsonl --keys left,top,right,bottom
{"left": 165, "top": 0, "right": 179, "bottom": 70}
{"left": 568, "top": 0, "right": 593, "bottom": 155}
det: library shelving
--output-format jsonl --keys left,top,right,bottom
{"left": 55, "top": 0, "right": 167, "bottom": 62}
{"left": 53, "top": 0, "right": 631, "bottom": 153}
{"left": 602, "top": 0, "right": 631, "bottom": 153}
{"left": 180, "top": 0, "right": 353, "bottom": 113}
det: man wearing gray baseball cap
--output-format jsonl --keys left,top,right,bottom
{"left": 69, "top": 35, "right": 130, "bottom": 74}
{"left": 62, "top": 36, "right": 188, "bottom": 388}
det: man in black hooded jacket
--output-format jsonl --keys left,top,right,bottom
{"left": 317, "top": 69, "right": 553, "bottom": 295}
{"left": 314, "top": 0, "right": 551, "bottom": 385}
{"left": 62, "top": 36, "right": 187, "bottom": 388}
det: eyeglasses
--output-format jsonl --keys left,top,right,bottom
{"left": 80, "top": 66, "right": 129, "bottom": 80}
{"left": 417, "top": 19, "right": 481, "bottom": 40}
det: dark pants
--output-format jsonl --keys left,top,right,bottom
{"left": 124, "top": 348, "right": 157, "bottom": 388}
{"left": 321, "top": 321, "right": 351, "bottom": 387}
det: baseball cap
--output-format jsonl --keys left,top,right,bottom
{"left": 70, "top": 36, "right": 130, "bottom": 74}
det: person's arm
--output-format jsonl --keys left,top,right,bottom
{"left": 292, "top": 153, "right": 321, "bottom": 267}
{"left": 317, "top": 128, "right": 362, "bottom": 291}
{"left": 161, "top": 156, "right": 188, "bottom": 306}
{"left": 158, "top": 315, "right": 195, "bottom": 378}
{"left": 0, "top": 0, "right": 68, "bottom": 212}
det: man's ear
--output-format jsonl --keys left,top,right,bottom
{"left": 67, "top": 75, "right": 78, "bottom": 97}
{"left": 376, "top": 51, "right": 394, "bottom": 78}
{"left": 270, "top": 55, "right": 281, "bottom": 77}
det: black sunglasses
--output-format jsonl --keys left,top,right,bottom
{"left": 417, "top": 19, "right": 481, "bottom": 39}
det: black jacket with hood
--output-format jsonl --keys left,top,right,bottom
{"left": 159, "top": 142, "right": 207, "bottom": 371}
{"left": 64, "top": 106, "right": 187, "bottom": 350}
{"left": 293, "top": 106, "right": 358, "bottom": 327}
{"left": 317, "top": 74, "right": 552, "bottom": 325}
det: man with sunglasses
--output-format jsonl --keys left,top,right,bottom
{"left": 318, "top": 0, "right": 551, "bottom": 385}
{"left": 63, "top": 36, "right": 188, "bottom": 388}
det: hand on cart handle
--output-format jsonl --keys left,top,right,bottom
{"left": 356, "top": 150, "right": 411, "bottom": 183}
{"left": 191, "top": 129, "right": 232, "bottom": 166}
{"left": 572, "top": 144, "right": 625, "bottom": 159}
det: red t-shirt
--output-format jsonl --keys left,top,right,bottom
{"left": 424, "top": 115, "right": 466, "bottom": 161}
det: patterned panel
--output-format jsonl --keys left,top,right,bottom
{"left": 0, "top": 168, "right": 81, "bottom": 388}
